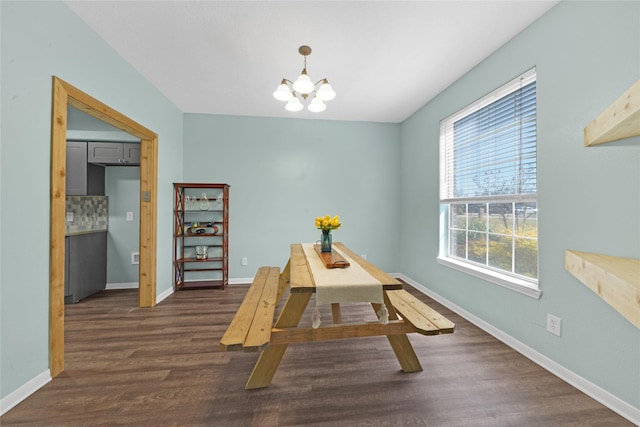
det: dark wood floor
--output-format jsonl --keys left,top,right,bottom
{"left": 1, "top": 283, "right": 632, "bottom": 426}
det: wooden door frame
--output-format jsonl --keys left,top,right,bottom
{"left": 50, "top": 77, "right": 158, "bottom": 376}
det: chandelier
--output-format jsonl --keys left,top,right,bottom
{"left": 273, "top": 45, "right": 336, "bottom": 112}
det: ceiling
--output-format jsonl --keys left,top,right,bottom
{"left": 64, "top": 1, "right": 559, "bottom": 124}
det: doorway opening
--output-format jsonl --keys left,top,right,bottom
{"left": 67, "top": 106, "right": 142, "bottom": 294}
{"left": 50, "top": 77, "right": 158, "bottom": 377}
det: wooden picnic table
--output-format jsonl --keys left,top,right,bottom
{"left": 220, "top": 242, "right": 455, "bottom": 389}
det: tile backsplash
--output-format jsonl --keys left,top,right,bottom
{"left": 66, "top": 195, "right": 108, "bottom": 234}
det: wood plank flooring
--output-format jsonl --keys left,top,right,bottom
{"left": 1, "top": 283, "right": 633, "bottom": 426}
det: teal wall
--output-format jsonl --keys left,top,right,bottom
{"left": 400, "top": 1, "right": 639, "bottom": 409}
{"left": 183, "top": 114, "right": 401, "bottom": 277}
{"left": 0, "top": 1, "right": 183, "bottom": 398}
{"left": 1, "top": 0, "right": 638, "bottom": 418}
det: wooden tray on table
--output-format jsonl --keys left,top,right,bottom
{"left": 314, "top": 244, "right": 350, "bottom": 268}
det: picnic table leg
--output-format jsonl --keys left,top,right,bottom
{"left": 245, "top": 291, "right": 312, "bottom": 389}
{"left": 372, "top": 292, "right": 423, "bottom": 373}
{"left": 277, "top": 259, "right": 291, "bottom": 302}
{"left": 331, "top": 303, "right": 342, "bottom": 324}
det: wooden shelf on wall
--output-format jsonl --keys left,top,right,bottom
{"left": 584, "top": 79, "right": 640, "bottom": 146}
{"left": 565, "top": 250, "right": 640, "bottom": 329}
{"left": 573, "top": 80, "right": 640, "bottom": 329}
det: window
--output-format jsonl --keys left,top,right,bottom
{"left": 438, "top": 68, "right": 538, "bottom": 294}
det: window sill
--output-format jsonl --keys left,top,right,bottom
{"left": 437, "top": 256, "right": 542, "bottom": 299}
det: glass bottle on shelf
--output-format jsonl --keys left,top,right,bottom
{"left": 199, "top": 193, "right": 209, "bottom": 210}
{"left": 214, "top": 195, "right": 223, "bottom": 210}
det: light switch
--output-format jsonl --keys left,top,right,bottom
{"left": 126, "top": 212, "right": 134, "bottom": 221}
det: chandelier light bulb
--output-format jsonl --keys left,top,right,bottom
{"left": 293, "top": 70, "right": 315, "bottom": 94}
{"left": 307, "top": 97, "right": 326, "bottom": 113}
{"left": 316, "top": 80, "right": 336, "bottom": 101}
{"left": 285, "top": 97, "right": 303, "bottom": 112}
{"left": 273, "top": 81, "right": 293, "bottom": 101}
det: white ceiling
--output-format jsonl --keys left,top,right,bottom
{"left": 64, "top": 0, "right": 558, "bottom": 123}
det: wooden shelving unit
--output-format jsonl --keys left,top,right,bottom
{"left": 565, "top": 81, "right": 640, "bottom": 329}
{"left": 173, "top": 183, "right": 229, "bottom": 290}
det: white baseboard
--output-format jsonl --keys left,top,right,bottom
{"left": 155, "top": 279, "right": 248, "bottom": 304}
{"left": 105, "top": 282, "right": 171, "bottom": 305}
{"left": 394, "top": 273, "right": 640, "bottom": 426}
{"left": 105, "top": 282, "right": 138, "bottom": 290}
{"left": 0, "top": 369, "right": 51, "bottom": 416}
{"left": 156, "top": 286, "right": 173, "bottom": 304}
{"left": 229, "top": 277, "right": 253, "bottom": 285}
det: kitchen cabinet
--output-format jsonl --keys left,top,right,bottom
{"left": 88, "top": 142, "right": 140, "bottom": 165}
{"left": 66, "top": 141, "right": 105, "bottom": 196}
{"left": 173, "top": 183, "right": 229, "bottom": 290}
{"left": 65, "top": 231, "right": 107, "bottom": 304}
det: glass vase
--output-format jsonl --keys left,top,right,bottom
{"left": 320, "top": 229, "right": 332, "bottom": 253}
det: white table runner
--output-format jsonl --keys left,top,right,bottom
{"left": 302, "top": 243, "right": 384, "bottom": 305}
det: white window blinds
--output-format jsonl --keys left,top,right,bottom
{"left": 440, "top": 68, "right": 537, "bottom": 202}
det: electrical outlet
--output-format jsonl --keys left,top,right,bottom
{"left": 547, "top": 313, "right": 562, "bottom": 336}
{"left": 126, "top": 211, "right": 134, "bottom": 221}
{"left": 66, "top": 211, "right": 74, "bottom": 222}
{"left": 131, "top": 252, "right": 140, "bottom": 265}
{"left": 241, "top": 257, "right": 248, "bottom": 266}
{"left": 361, "top": 254, "right": 367, "bottom": 260}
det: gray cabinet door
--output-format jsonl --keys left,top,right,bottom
{"left": 66, "top": 141, "right": 88, "bottom": 195}
{"left": 88, "top": 142, "right": 123, "bottom": 164}
{"left": 123, "top": 143, "right": 140, "bottom": 165}
{"left": 88, "top": 142, "right": 140, "bottom": 165}
{"left": 66, "top": 232, "right": 107, "bottom": 303}
{"left": 66, "top": 141, "right": 105, "bottom": 195}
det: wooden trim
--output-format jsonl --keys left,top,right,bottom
{"left": 50, "top": 78, "right": 68, "bottom": 377}
{"left": 565, "top": 250, "right": 640, "bottom": 329}
{"left": 49, "top": 77, "right": 159, "bottom": 376}
{"left": 138, "top": 137, "right": 157, "bottom": 307}
{"left": 63, "top": 85, "right": 156, "bottom": 139}
{"left": 584, "top": 80, "right": 640, "bottom": 146}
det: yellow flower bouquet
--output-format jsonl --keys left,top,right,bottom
{"left": 315, "top": 214, "right": 341, "bottom": 231}
{"left": 315, "top": 215, "right": 341, "bottom": 252}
